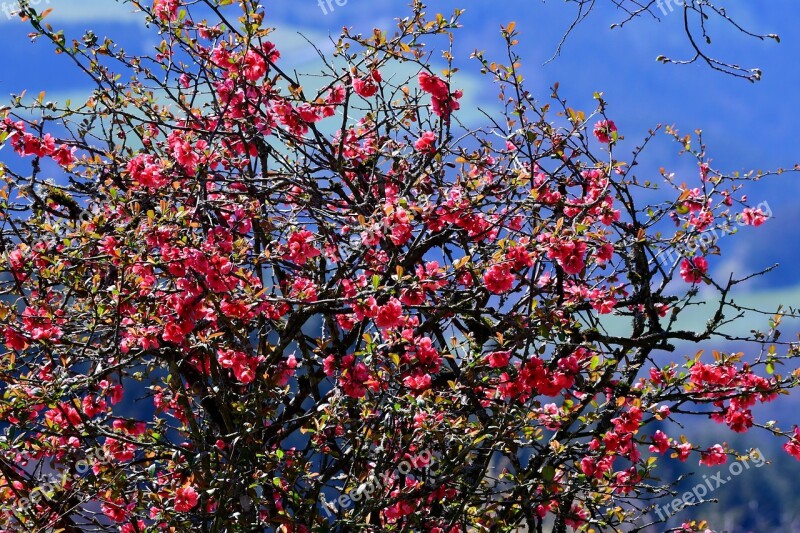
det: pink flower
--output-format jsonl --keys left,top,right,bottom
{"left": 649, "top": 430, "right": 670, "bottom": 454}
{"left": 162, "top": 320, "right": 191, "bottom": 344}
{"left": 403, "top": 372, "right": 432, "bottom": 391}
{"left": 375, "top": 298, "right": 404, "bottom": 329}
{"left": 579, "top": 456, "right": 596, "bottom": 476}
{"left": 680, "top": 256, "right": 708, "bottom": 284}
{"left": 326, "top": 85, "right": 346, "bottom": 105}
{"left": 595, "top": 242, "right": 614, "bottom": 264}
{"left": 121, "top": 521, "right": 146, "bottom": 533}
{"left": 485, "top": 350, "right": 510, "bottom": 368}
{"left": 16, "top": 132, "right": 56, "bottom": 157}
{"left": 431, "top": 89, "right": 462, "bottom": 120}
{"left": 53, "top": 144, "right": 76, "bottom": 166}
{"left": 414, "top": 131, "right": 437, "bottom": 153}
{"left": 126, "top": 153, "right": 169, "bottom": 190}
{"left": 101, "top": 498, "right": 131, "bottom": 522}
{"left": 167, "top": 131, "right": 199, "bottom": 171}
{"left": 675, "top": 442, "right": 692, "bottom": 462}
{"left": 217, "top": 349, "right": 260, "bottom": 384}
{"left": 285, "top": 230, "right": 320, "bottom": 265}
{"left": 104, "top": 437, "right": 136, "bottom": 462}
{"left": 783, "top": 427, "right": 800, "bottom": 461}
{"left": 593, "top": 119, "right": 617, "bottom": 143}
{"left": 483, "top": 263, "right": 515, "bottom": 294}
{"left": 352, "top": 70, "right": 381, "bottom": 98}
{"left": 418, "top": 71, "right": 449, "bottom": 99}
{"left": 153, "top": 0, "right": 180, "bottom": 22}
{"left": 243, "top": 49, "right": 267, "bottom": 81}
{"left": 699, "top": 444, "right": 727, "bottom": 466}
{"left": 741, "top": 207, "right": 767, "bottom": 227}
{"left": 548, "top": 240, "right": 587, "bottom": 275}
{"left": 7, "top": 248, "right": 28, "bottom": 281}
{"left": 21, "top": 307, "right": 63, "bottom": 342}
{"left": 82, "top": 395, "right": 108, "bottom": 418}
{"left": 4, "top": 326, "right": 28, "bottom": 351}
{"left": 174, "top": 485, "right": 198, "bottom": 512}
{"left": 386, "top": 208, "right": 413, "bottom": 246}
{"left": 290, "top": 277, "right": 318, "bottom": 302}
{"left": 418, "top": 71, "right": 461, "bottom": 120}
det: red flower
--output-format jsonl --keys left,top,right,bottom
{"left": 699, "top": 444, "right": 727, "bottom": 466}
{"left": 352, "top": 70, "right": 381, "bottom": 97}
{"left": 285, "top": 230, "right": 320, "bottom": 265}
{"left": 414, "top": 131, "right": 437, "bottom": 153}
{"left": 403, "top": 372, "right": 432, "bottom": 391}
{"left": 418, "top": 71, "right": 461, "bottom": 120}
{"left": 593, "top": 119, "right": 617, "bottom": 143}
{"left": 548, "top": 240, "right": 587, "bottom": 275}
{"left": 741, "top": 207, "right": 767, "bottom": 227}
{"left": 483, "top": 263, "right": 515, "bottom": 294}
{"left": 217, "top": 349, "right": 260, "bottom": 384}
{"left": 784, "top": 427, "right": 800, "bottom": 461}
{"left": 579, "top": 456, "right": 596, "bottom": 476}
{"left": 126, "top": 153, "right": 169, "bottom": 190}
{"left": 680, "top": 256, "right": 708, "bottom": 284}
{"left": 3, "top": 326, "right": 28, "bottom": 351}
{"left": 7, "top": 248, "right": 27, "bottom": 282}
{"left": 53, "top": 144, "right": 76, "bottom": 166}
{"left": 174, "top": 485, "right": 199, "bottom": 512}
{"left": 101, "top": 498, "right": 131, "bottom": 522}
{"left": 418, "top": 71, "right": 449, "bottom": 99}
{"left": 82, "top": 395, "right": 108, "bottom": 418}
{"left": 675, "top": 442, "right": 692, "bottom": 463}
{"left": 648, "top": 430, "right": 670, "bottom": 454}
{"left": 153, "top": 0, "right": 180, "bottom": 22}
{"left": 375, "top": 298, "right": 404, "bottom": 329}
{"left": 486, "top": 350, "right": 510, "bottom": 368}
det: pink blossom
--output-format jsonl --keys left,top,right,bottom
{"left": 375, "top": 298, "right": 404, "bottom": 329}
{"left": 126, "top": 153, "right": 169, "bottom": 189}
{"left": 418, "top": 71, "right": 461, "bottom": 120}
{"left": 649, "top": 430, "right": 670, "bottom": 454}
{"left": 486, "top": 350, "right": 511, "bottom": 368}
{"left": 680, "top": 256, "right": 708, "bottom": 284}
{"left": 675, "top": 442, "right": 692, "bottom": 463}
{"left": 414, "top": 131, "right": 437, "bottom": 153}
{"left": 217, "top": 349, "right": 261, "bottom": 384}
{"left": 418, "top": 71, "right": 449, "bottom": 99}
{"left": 352, "top": 70, "right": 381, "bottom": 98}
{"left": 483, "top": 263, "right": 515, "bottom": 294}
{"left": 153, "top": 0, "right": 180, "bottom": 22}
{"left": 783, "top": 427, "right": 800, "bottom": 461}
{"left": 699, "top": 444, "right": 727, "bottom": 466}
{"left": 403, "top": 372, "right": 432, "bottom": 391}
{"left": 285, "top": 230, "right": 320, "bottom": 265}
{"left": 741, "top": 207, "right": 767, "bottom": 227}
{"left": 593, "top": 119, "right": 617, "bottom": 143}
{"left": 174, "top": 485, "right": 198, "bottom": 512}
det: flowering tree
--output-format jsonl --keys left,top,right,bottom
{"left": 0, "top": 1, "right": 798, "bottom": 532}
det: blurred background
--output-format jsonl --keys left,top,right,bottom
{"left": 2, "top": 1, "right": 800, "bottom": 529}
